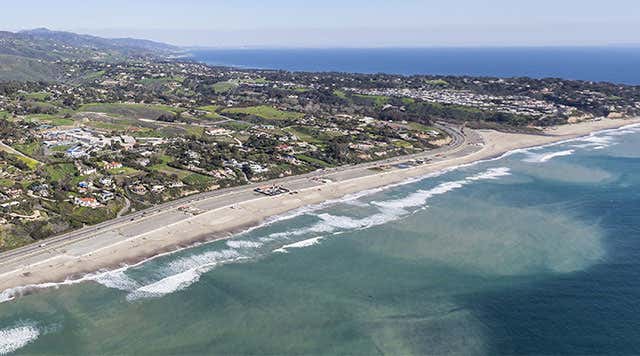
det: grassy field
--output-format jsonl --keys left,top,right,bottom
{"left": 182, "top": 173, "right": 214, "bottom": 187}
{"left": 223, "top": 105, "right": 304, "bottom": 121}
{"left": 50, "top": 145, "right": 72, "bottom": 152}
{"left": 0, "top": 226, "right": 32, "bottom": 251}
{"left": 406, "top": 122, "right": 439, "bottom": 133}
{"left": 196, "top": 105, "right": 225, "bottom": 121}
{"left": 0, "top": 178, "right": 14, "bottom": 187}
{"left": 241, "top": 78, "right": 268, "bottom": 84}
{"left": 198, "top": 105, "right": 220, "bottom": 112}
{"left": 150, "top": 155, "right": 215, "bottom": 186}
{"left": 24, "top": 114, "right": 74, "bottom": 126}
{"left": 211, "top": 81, "right": 238, "bottom": 94}
{"left": 333, "top": 90, "right": 348, "bottom": 99}
{"left": 183, "top": 125, "right": 205, "bottom": 138}
{"left": 8, "top": 154, "right": 39, "bottom": 170}
{"left": 426, "top": 79, "right": 449, "bottom": 86}
{"left": 25, "top": 92, "right": 51, "bottom": 101}
{"left": 392, "top": 139, "right": 414, "bottom": 148}
{"left": 85, "top": 119, "right": 139, "bottom": 132}
{"left": 354, "top": 94, "right": 390, "bottom": 106}
{"left": 80, "top": 70, "right": 105, "bottom": 82}
{"left": 108, "top": 166, "right": 141, "bottom": 176}
{"left": 13, "top": 142, "right": 41, "bottom": 157}
{"left": 295, "top": 154, "right": 331, "bottom": 168}
{"left": 284, "top": 126, "right": 323, "bottom": 144}
{"left": 45, "top": 163, "right": 77, "bottom": 181}
{"left": 60, "top": 199, "right": 122, "bottom": 226}
{"left": 221, "top": 121, "right": 253, "bottom": 131}
{"left": 80, "top": 103, "right": 183, "bottom": 120}
{"left": 150, "top": 155, "right": 192, "bottom": 179}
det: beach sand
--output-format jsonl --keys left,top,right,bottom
{"left": 1, "top": 118, "right": 639, "bottom": 297}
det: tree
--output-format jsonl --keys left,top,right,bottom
{"left": 241, "top": 163, "right": 253, "bottom": 180}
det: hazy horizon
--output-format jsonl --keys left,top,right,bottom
{"left": 2, "top": 0, "right": 640, "bottom": 48}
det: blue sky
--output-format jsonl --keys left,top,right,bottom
{"left": 2, "top": 0, "right": 639, "bottom": 47}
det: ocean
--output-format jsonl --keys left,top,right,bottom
{"left": 190, "top": 47, "right": 640, "bottom": 84}
{"left": 1, "top": 124, "right": 640, "bottom": 355}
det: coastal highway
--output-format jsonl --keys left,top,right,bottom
{"left": 0, "top": 123, "right": 480, "bottom": 273}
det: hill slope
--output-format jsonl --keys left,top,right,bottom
{"left": 0, "top": 54, "right": 60, "bottom": 81}
{"left": 0, "top": 28, "right": 181, "bottom": 81}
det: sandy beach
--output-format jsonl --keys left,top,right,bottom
{"left": 1, "top": 117, "right": 639, "bottom": 298}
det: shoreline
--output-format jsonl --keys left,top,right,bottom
{"left": 1, "top": 117, "right": 639, "bottom": 300}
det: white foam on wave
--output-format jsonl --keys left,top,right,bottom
{"left": 92, "top": 270, "right": 140, "bottom": 292}
{"left": 122, "top": 205, "right": 406, "bottom": 300}
{"left": 568, "top": 125, "right": 640, "bottom": 150}
{"left": 606, "top": 128, "right": 640, "bottom": 136}
{"left": 373, "top": 167, "right": 511, "bottom": 210}
{"left": 0, "top": 322, "right": 40, "bottom": 355}
{"left": 126, "top": 249, "right": 244, "bottom": 301}
{"left": 127, "top": 269, "right": 201, "bottom": 301}
{"left": 572, "top": 135, "right": 615, "bottom": 149}
{"left": 274, "top": 237, "right": 325, "bottom": 253}
{"left": 226, "top": 240, "right": 263, "bottom": 249}
{"left": 268, "top": 167, "right": 513, "bottom": 254}
{"left": 0, "top": 271, "right": 109, "bottom": 304}
{"left": 263, "top": 205, "right": 403, "bottom": 244}
{"left": 523, "top": 150, "right": 575, "bottom": 163}
{"left": 466, "top": 167, "right": 512, "bottom": 181}
{"left": 373, "top": 181, "right": 465, "bottom": 210}
{"left": 251, "top": 171, "right": 448, "bottom": 229}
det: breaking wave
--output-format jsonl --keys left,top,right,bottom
{"left": 274, "top": 237, "right": 325, "bottom": 253}
{"left": 571, "top": 136, "right": 615, "bottom": 150}
{"left": 373, "top": 167, "right": 511, "bottom": 210}
{"left": 93, "top": 270, "right": 140, "bottom": 292}
{"left": 126, "top": 249, "right": 245, "bottom": 301}
{"left": 523, "top": 150, "right": 575, "bottom": 163}
{"left": 226, "top": 240, "right": 263, "bottom": 249}
{"left": 0, "top": 321, "right": 40, "bottom": 355}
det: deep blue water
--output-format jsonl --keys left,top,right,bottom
{"left": 191, "top": 47, "right": 640, "bottom": 84}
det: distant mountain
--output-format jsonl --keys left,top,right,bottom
{"left": 0, "top": 28, "right": 179, "bottom": 62}
{"left": 0, "top": 28, "right": 181, "bottom": 81}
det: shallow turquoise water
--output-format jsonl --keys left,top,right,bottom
{"left": 1, "top": 125, "right": 640, "bottom": 355}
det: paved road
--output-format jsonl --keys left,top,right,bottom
{"left": 0, "top": 123, "right": 478, "bottom": 270}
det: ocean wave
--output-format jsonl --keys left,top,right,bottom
{"left": 0, "top": 322, "right": 40, "bottom": 355}
{"left": 373, "top": 167, "right": 511, "bottom": 210}
{"left": 249, "top": 170, "right": 448, "bottom": 230}
{"left": 125, "top": 249, "right": 245, "bottom": 301}
{"left": 523, "top": 150, "right": 575, "bottom": 163}
{"left": 226, "top": 240, "right": 263, "bottom": 249}
{"left": 165, "top": 249, "right": 242, "bottom": 273}
{"left": 573, "top": 136, "right": 614, "bottom": 149}
{"left": 274, "top": 237, "right": 325, "bottom": 253}
{"left": 127, "top": 269, "right": 201, "bottom": 301}
{"left": 0, "top": 272, "right": 106, "bottom": 304}
{"left": 92, "top": 270, "right": 140, "bottom": 292}
{"left": 567, "top": 126, "right": 640, "bottom": 150}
